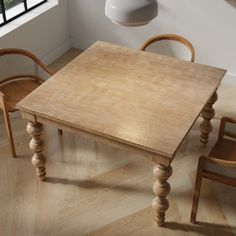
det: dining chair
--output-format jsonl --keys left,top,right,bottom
{"left": 0, "top": 48, "right": 62, "bottom": 157}
{"left": 190, "top": 116, "right": 236, "bottom": 223}
{"left": 140, "top": 34, "right": 195, "bottom": 62}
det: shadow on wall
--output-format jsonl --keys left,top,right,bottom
{"left": 225, "top": 0, "right": 236, "bottom": 8}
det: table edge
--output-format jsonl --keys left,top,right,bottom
{"left": 19, "top": 108, "right": 172, "bottom": 166}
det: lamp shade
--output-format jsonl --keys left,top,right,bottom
{"left": 105, "top": 0, "right": 158, "bottom": 27}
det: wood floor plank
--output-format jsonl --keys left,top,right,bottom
{"left": 85, "top": 205, "right": 234, "bottom": 236}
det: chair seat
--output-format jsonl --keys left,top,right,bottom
{"left": 210, "top": 138, "right": 236, "bottom": 161}
{"left": 204, "top": 139, "right": 236, "bottom": 179}
{"left": 0, "top": 79, "right": 41, "bottom": 112}
{"left": 191, "top": 116, "right": 236, "bottom": 224}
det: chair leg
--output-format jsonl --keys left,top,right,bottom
{"left": 190, "top": 160, "right": 203, "bottom": 224}
{"left": 58, "top": 129, "right": 63, "bottom": 135}
{"left": 2, "top": 110, "right": 16, "bottom": 157}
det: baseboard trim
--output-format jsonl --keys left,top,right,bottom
{"left": 41, "top": 38, "right": 72, "bottom": 64}
{"left": 71, "top": 37, "right": 95, "bottom": 50}
{"left": 222, "top": 72, "right": 236, "bottom": 86}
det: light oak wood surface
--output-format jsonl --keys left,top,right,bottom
{"left": 17, "top": 41, "right": 226, "bottom": 161}
{"left": 0, "top": 114, "right": 235, "bottom": 235}
{"left": 0, "top": 48, "right": 235, "bottom": 235}
{"left": 16, "top": 41, "right": 226, "bottom": 226}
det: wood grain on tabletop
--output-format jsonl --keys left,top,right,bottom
{"left": 17, "top": 41, "right": 226, "bottom": 160}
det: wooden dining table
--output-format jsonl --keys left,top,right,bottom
{"left": 17, "top": 41, "right": 226, "bottom": 226}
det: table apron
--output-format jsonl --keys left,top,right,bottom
{"left": 20, "top": 110, "right": 171, "bottom": 166}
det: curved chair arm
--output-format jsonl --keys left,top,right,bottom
{"left": 200, "top": 155, "right": 236, "bottom": 168}
{"left": 140, "top": 34, "right": 195, "bottom": 62}
{"left": 0, "top": 48, "right": 55, "bottom": 76}
{"left": 218, "top": 116, "right": 236, "bottom": 140}
{"left": 0, "top": 74, "right": 44, "bottom": 86}
{"left": 0, "top": 91, "right": 6, "bottom": 110}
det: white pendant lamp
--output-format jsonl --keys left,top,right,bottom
{"left": 105, "top": 0, "right": 158, "bottom": 27}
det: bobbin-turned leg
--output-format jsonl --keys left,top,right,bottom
{"left": 27, "top": 121, "right": 46, "bottom": 181}
{"left": 152, "top": 163, "right": 173, "bottom": 226}
{"left": 200, "top": 91, "right": 218, "bottom": 144}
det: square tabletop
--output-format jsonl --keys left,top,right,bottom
{"left": 17, "top": 41, "right": 226, "bottom": 162}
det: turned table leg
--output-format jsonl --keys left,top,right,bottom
{"left": 200, "top": 91, "right": 218, "bottom": 144}
{"left": 152, "top": 163, "right": 173, "bottom": 227}
{"left": 27, "top": 121, "right": 46, "bottom": 181}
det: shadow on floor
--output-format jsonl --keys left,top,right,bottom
{"left": 45, "top": 176, "right": 152, "bottom": 195}
{"left": 165, "top": 221, "right": 235, "bottom": 236}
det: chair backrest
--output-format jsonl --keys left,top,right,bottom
{"left": 140, "top": 34, "right": 195, "bottom": 62}
{"left": 219, "top": 116, "right": 236, "bottom": 140}
{"left": 0, "top": 48, "right": 53, "bottom": 84}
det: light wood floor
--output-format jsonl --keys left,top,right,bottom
{"left": 0, "top": 49, "right": 235, "bottom": 236}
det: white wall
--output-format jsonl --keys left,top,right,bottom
{"left": 0, "top": 0, "right": 71, "bottom": 64}
{"left": 0, "top": 0, "right": 235, "bottom": 82}
{"left": 68, "top": 0, "right": 236, "bottom": 82}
